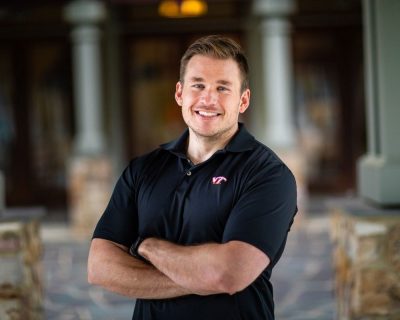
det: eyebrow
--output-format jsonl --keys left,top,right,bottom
{"left": 189, "top": 77, "right": 233, "bottom": 86}
{"left": 216, "top": 80, "right": 233, "bottom": 86}
{"left": 189, "top": 77, "right": 204, "bottom": 82}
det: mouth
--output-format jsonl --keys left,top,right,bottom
{"left": 195, "top": 110, "right": 221, "bottom": 118}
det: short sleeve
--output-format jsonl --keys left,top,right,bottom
{"left": 92, "top": 160, "right": 139, "bottom": 247}
{"left": 222, "top": 163, "right": 297, "bottom": 263}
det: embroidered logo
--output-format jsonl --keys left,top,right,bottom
{"left": 212, "top": 176, "right": 228, "bottom": 185}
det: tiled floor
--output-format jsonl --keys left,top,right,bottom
{"left": 41, "top": 213, "right": 336, "bottom": 320}
{"left": 272, "top": 216, "right": 336, "bottom": 320}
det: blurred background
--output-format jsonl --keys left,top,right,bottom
{"left": 0, "top": 0, "right": 365, "bottom": 212}
{"left": 0, "top": 0, "right": 399, "bottom": 319}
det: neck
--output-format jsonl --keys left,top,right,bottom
{"left": 186, "top": 128, "right": 238, "bottom": 164}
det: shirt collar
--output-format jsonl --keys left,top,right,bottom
{"left": 160, "top": 123, "right": 256, "bottom": 156}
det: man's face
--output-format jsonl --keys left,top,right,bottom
{"left": 175, "top": 54, "right": 250, "bottom": 142}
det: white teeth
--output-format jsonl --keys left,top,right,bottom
{"left": 198, "top": 111, "right": 218, "bottom": 117}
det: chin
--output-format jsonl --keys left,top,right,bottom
{"left": 189, "top": 126, "right": 217, "bottom": 137}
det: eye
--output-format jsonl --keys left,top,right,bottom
{"left": 192, "top": 83, "right": 204, "bottom": 89}
{"left": 217, "top": 86, "right": 229, "bottom": 92}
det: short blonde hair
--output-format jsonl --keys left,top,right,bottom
{"left": 180, "top": 35, "right": 249, "bottom": 92}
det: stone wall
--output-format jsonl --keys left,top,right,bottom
{"left": 68, "top": 155, "right": 113, "bottom": 238}
{"left": 330, "top": 200, "right": 400, "bottom": 320}
{"left": 0, "top": 217, "right": 43, "bottom": 320}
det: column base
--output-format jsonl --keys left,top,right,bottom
{"left": 357, "top": 155, "right": 400, "bottom": 206}
{"left": 67, "top": 155, "right": 113, "bottom": 239}
{"left": 329, "top": 198, "right": 400, "bottom": 319}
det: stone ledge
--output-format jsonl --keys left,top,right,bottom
{"left": 327, "top": 197, "right": 400, "bottom": 217}
{"left": 0, "top": 207, "right": 45, "bottom": 223}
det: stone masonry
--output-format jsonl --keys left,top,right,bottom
{"left": 330, "top": 199, "right": 400, "bottom": 320}
{"left": 0, "top": 217, "right": 43, "bottom": 320}
{"left": 68, "top": 155, "right": 113, "bottom": 238}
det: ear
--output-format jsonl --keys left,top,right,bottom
{"left": 239, "top": 89, "right": 251, "bottom": 113}
{"left": 175, "top": 81, "right": 183, "bottom": 106}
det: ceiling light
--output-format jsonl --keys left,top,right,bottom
{"left": 158, "top": 0, "right": 208, "bottom": 18}
{"left": 158, "top": 0, "right": 180, "bottom": 18}
{"left": 181, "top": 0, "right": 207, "bottom": 17}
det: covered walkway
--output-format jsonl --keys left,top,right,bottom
{"left": 41, "top": 200, "right": 336, "bottom": 320}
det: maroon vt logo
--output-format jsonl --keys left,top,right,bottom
{"left": 212, "top": 176, "right": 227, "bottom": 185}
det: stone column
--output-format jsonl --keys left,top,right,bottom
{"left": 252, "top": 0, "right": 296, "bottom": 149}
{"left": 64, "top": 0, "right": 112, "bottom": 238}
{"left": 330, "top": 2, "right": 400, "bottom": 319}
{"left": 357, "top": 0, "right": 400, "bottom": 206}
{"left": 64, "top": 0, "right": 106, "bottom": 155}
{"left": 252, "top": 0, "right": 307, "bottom": 215}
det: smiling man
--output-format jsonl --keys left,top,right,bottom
{"left": 88, "top": 35, "right": 297, "bottom": 320}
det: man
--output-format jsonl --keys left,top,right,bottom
{"left": 88, "top": 35, "right": 297, "bottom": 320}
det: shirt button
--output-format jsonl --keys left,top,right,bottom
{"left": 186, "top": 171, "right": 192, "bottom": 176}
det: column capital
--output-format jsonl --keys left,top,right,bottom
{"left": 64, "top": 0, "right": 107, "bottom": 25}
{"left": 252, "top": 0, "right": 296, "bottom": 17}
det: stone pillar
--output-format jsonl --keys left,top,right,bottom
{"left": 330, "top": 199, "right": 400, "bottom": 319}
{"left": 68, "top": 156, "right": 112, "bottom": 237}
{"left": 252, "top": 0, "right": 296, "bottom": 149}
{"left": 64, "top": 0, "right": 112, "bottom": 238}
{"left": 64, "top": 0, "right": 106, "bottom": 155}
{"left": 357, "top": 0, "right": 400, "bottom": 206}
{"left": 252, "top": 0, "right": 307, "bottom": 216}
{"left": 331, "top": 4, "right": 400, "bottom": 318}
{"left": 0, "top": 209, "right": 44, "bottom": 320}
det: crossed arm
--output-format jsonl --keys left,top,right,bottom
{"left": 88, "top": 237, "right": 270, "bottom": 299}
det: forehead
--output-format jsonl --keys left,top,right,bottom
{"left": 184, "top": 54, "right": 241, "bottom": 83}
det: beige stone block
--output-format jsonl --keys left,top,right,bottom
{"left": 0, "top": 298, "right": 42, "bottom": 320}
{"left": 390, "top": 281, "right": 400, "bottom": 301}
{"left": 330, "top": 209, "right": 351, "bottom": 252}
{"left": 356, "top": 236, "right": 384, "bottom": 263}
{"left": 0, "top": 299, "right": 20, "bottom": 320}
{"left": 0, "top": 223, "right": 22, "bottom": 253}
{"left": 0, "top": 257, "right": 22, "bottom": 296}
{"left": 0, "top": 219, "right": 43, "bottom": 319}
{"left": 68, "top": 155, "right": 113, "bottom": 238}
{"left": 387, "top": 223, "right": 400, "bottom": 274}
{"left": 354, "top": 267, "right": 397, "bottom": 316}
{"left": 330, "top": 203, "right": 400, "bottom": 319}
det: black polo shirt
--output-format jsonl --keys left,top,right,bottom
{"left": 93, "top": 123, "right": 297, "bottom": 320}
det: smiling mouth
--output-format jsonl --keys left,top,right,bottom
{"left": 196, "top": 111, "right": 221, "bottom": 117}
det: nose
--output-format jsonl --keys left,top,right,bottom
{"left": 199, "top": 88, "right": 217, "bottom": 106}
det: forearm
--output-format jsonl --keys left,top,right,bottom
{"left": 139, "top": 239, "right": 237, "bottom": 294}
{"left": 88, "top": 238, "right": 192, "bottom": 299}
